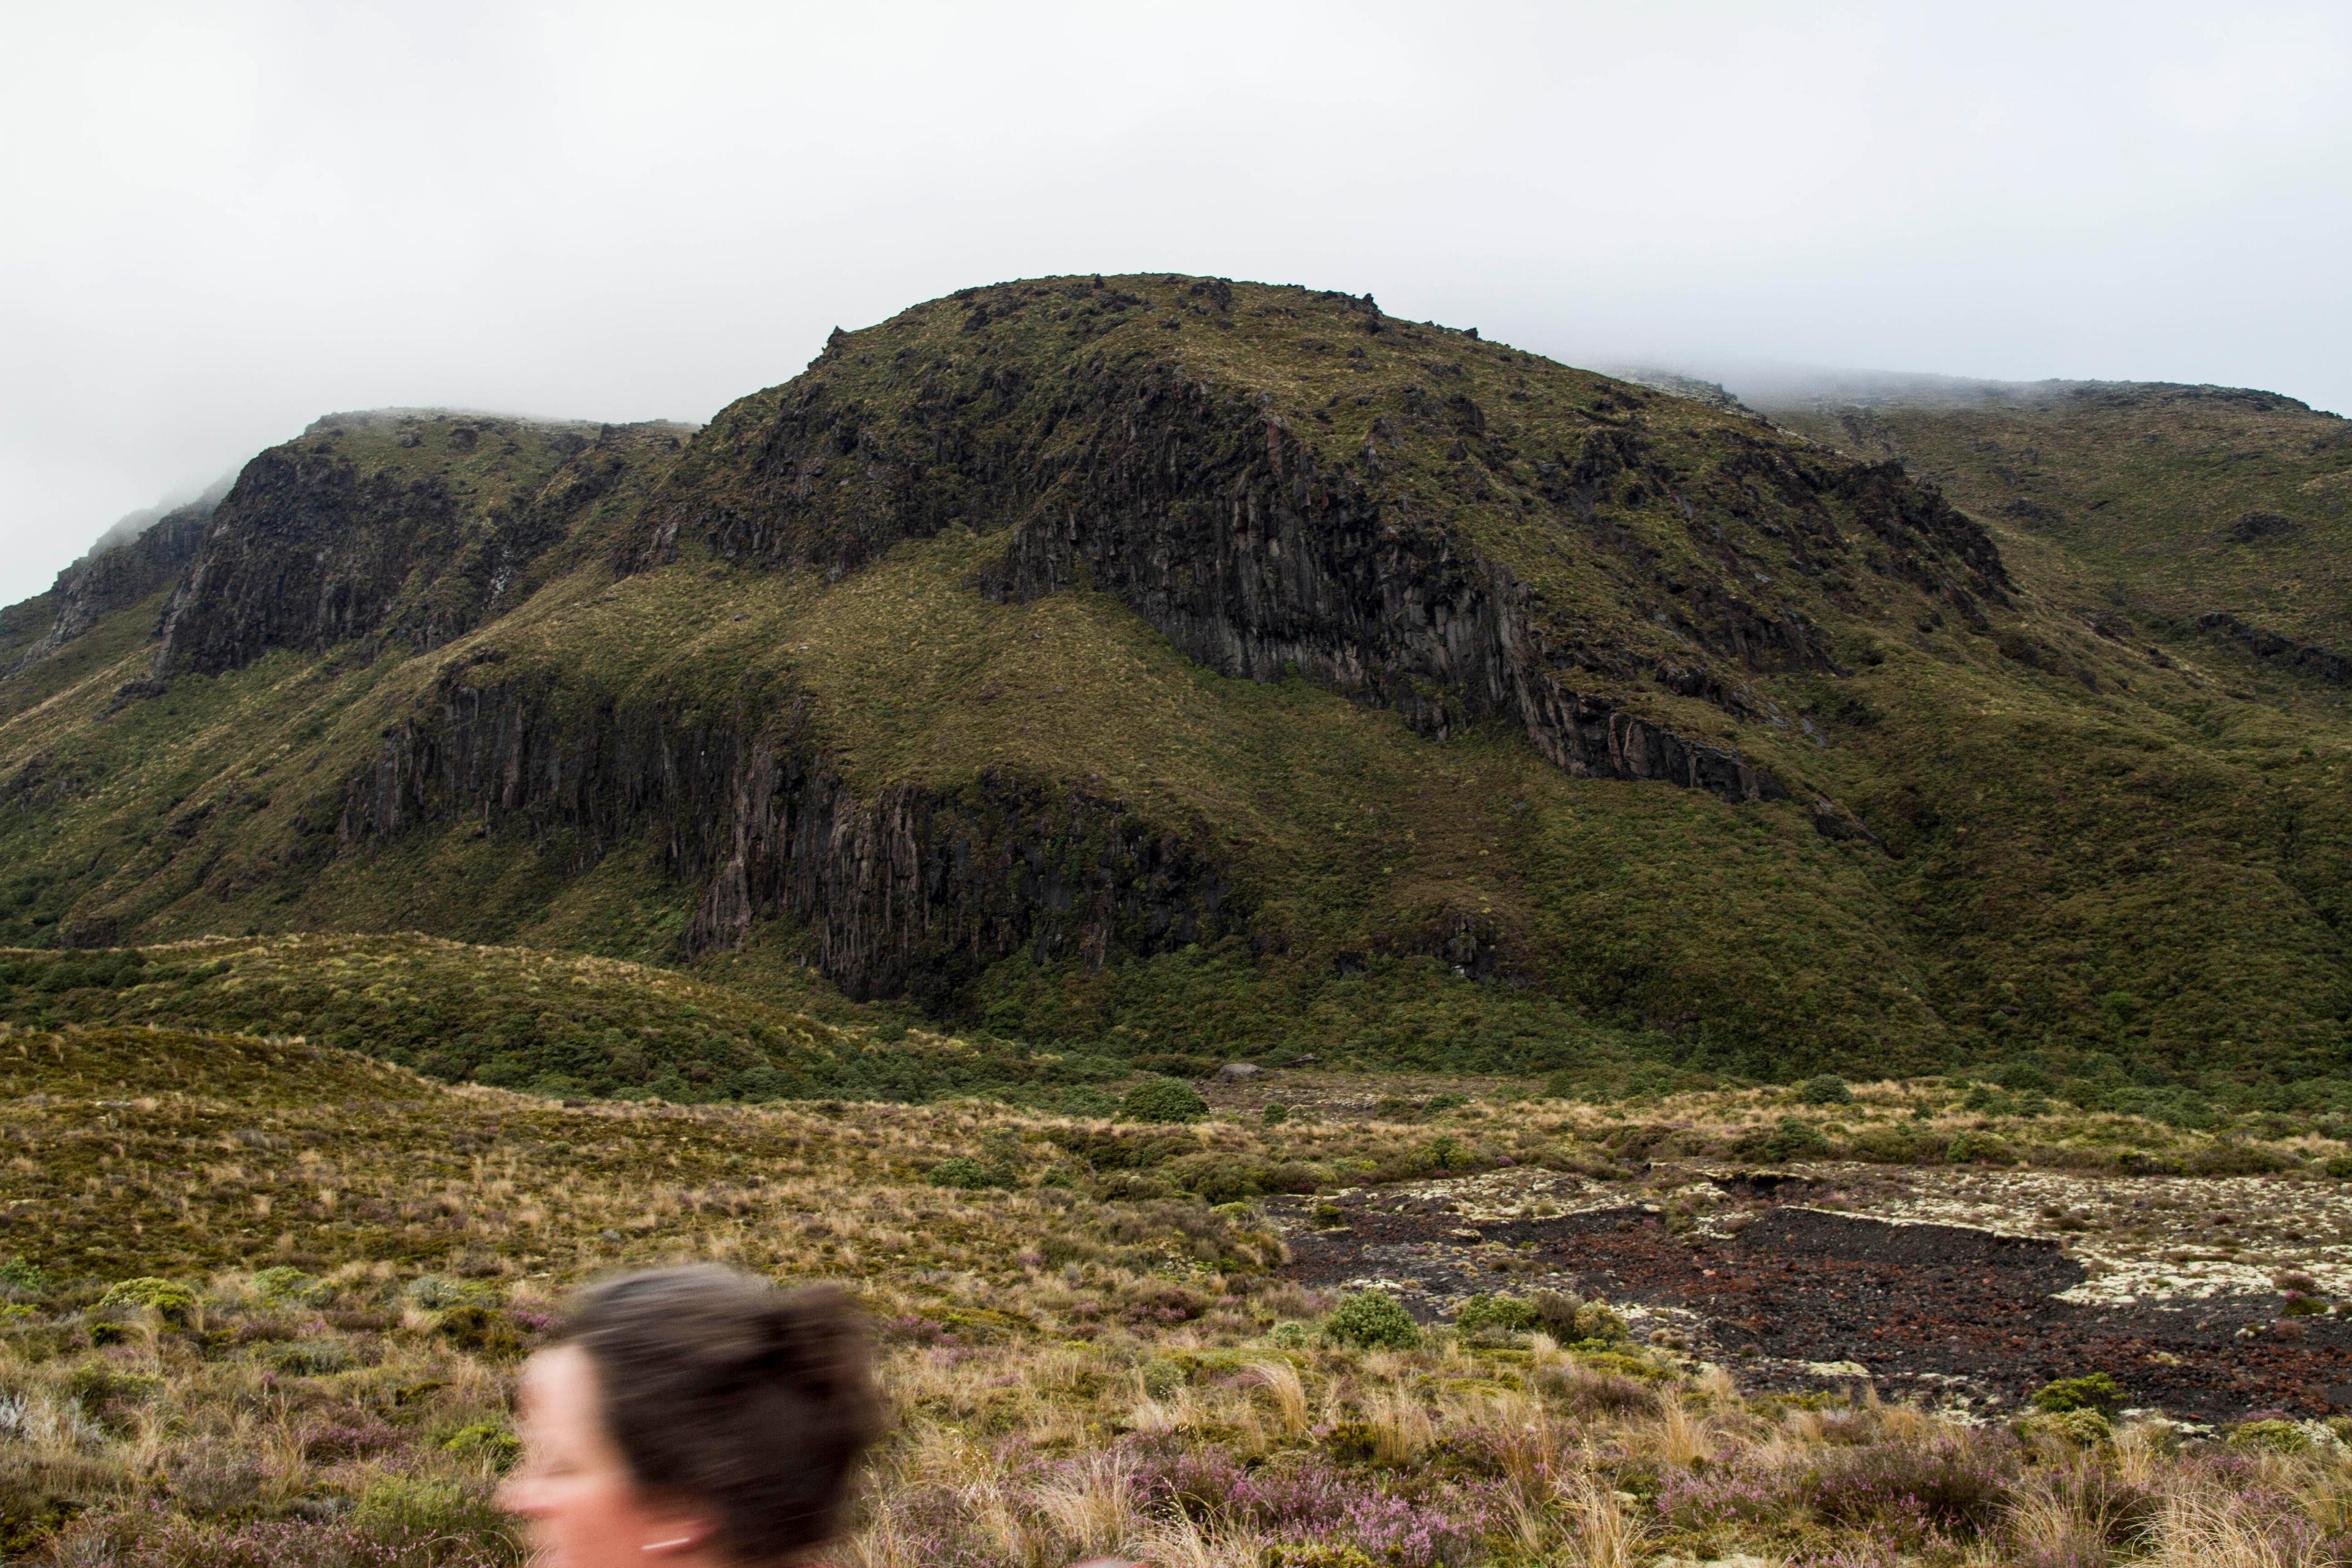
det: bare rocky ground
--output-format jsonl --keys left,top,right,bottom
{"left": 1262, "top": 1160, "right": 2352, "bottom": 1423}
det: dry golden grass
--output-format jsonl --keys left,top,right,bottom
{"left": 8, "top": 1023, "right": 2352, "bottom": 1567}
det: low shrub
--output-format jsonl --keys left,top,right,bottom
{"left": 97, "top": 1276, "right": 194, "bottom": 1324}
{"left": 1453, "top": 1293, "right": 1540, "bottom": 1337}
{"left": 927, "top": 1157, "right": 1006, "bottom": 1190}
{"left": 2018, "top": 1407, "right": 2113, "bottom": 1447}
{"left": 1805, "top": 1428, "right": 2019, "bottom": 1536}
{"left": 270, "top": 1340, "right": 353, "bottom": 1376}
{"left": 2187, "top": 1141, "right": 2292, "bottom": 1177}
{"left": 442, "top": 1422, "right": 523, "bottom": 1470}
{"left": 1527, "top": 1289, "right": 1586, "bottom": 1338}
{"left": 1844, "top": 1125, "right": 1924, "bottom": 1163}
{"left": 1945, "top": 1131, "right": 2016, "bottom": 1165}
{"left": 346, "top": 1475, "right": 516, "bottom": 1553}
{"left": 2029, "top": 1373, "right": 2122, "bottom": 1415}
{"left": 1420, "top": 1134, "right": 1472, "bottom": 1171}
{"left": 300, "top": 1415, "right": 399, "bottom": 1463}
{"left": 64, "top": 1365, "right": 163, "bottom": 1430}
{"left": 1118, "top": 1281, "right": 1210, "bottom": 1327}
{"left": 405, "top": 1275, "right": 472, "bottom": 1309}
{"left": 2228, "top": 1418, "right": 2313, "bottom": 1454}
{"left": 1537, "top": 1359, "right": 1650, "bottom": 1414}
{"left": 1799, "top": 1074, "right": 1853, "bottom": 1105}
{"left": 249, "top": 1266, "right": 332, "bottom": 1307}
{"left": 1570, "top": 1301, "right": 1631, "bottom": 1344}
{"left": 1164, "top": 1151, "right": 1309, "bottom": 1204}
{"left": 1322, "top": 1291, "right": 1420, "bottom": 1350}
{"left": 1121, "top": 1077, "right": 1210, "bottom": 1124}
{"left": 1732, "top": 1117, "right": 1831, "bottom": 1162}
{"left": 1322, "top": 1419, "right": 1379, "bottom": 1461}
{"left": 434, "top": 1305, "right": 525, "bottom": 1359}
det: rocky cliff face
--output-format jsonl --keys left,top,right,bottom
{"left": 154, "top": 413, "right": 686, "bottom": 678}
{"left": 8, "top": 494, "right": 214, "bottom": 673}
{"left": 7, "top": 276, "right": 2346, "bottom": 1080}
{"left": 339, "top": 666, "right": 1246, "bottom": 1006}
{"left": 630, "top": 280, "right": 2010, "bottom": 812}
{"left": 977, "top": 364, "right": 1793, "bottom": 803}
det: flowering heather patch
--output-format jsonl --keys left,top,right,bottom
{"left": 1803, "top": 1427, "right": 2021, "bottom": 1535}
{"left": 1117, "top": 1435, "right": 1502, "bottom": 1562}
{"left": 1656, "top": 1462, "right": 1794, "bottom": 1531}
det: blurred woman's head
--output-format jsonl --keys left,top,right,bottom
{"left": 500, "top": 1267, "right": 881, "bottom": 1568}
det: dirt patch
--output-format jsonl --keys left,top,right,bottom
{"left": 1272, "top": 1169, "right": 2352, "bottom": 1421}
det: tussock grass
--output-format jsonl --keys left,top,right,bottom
{"left": 8, "top": 1025, "right": 2352, "bottom": 1566}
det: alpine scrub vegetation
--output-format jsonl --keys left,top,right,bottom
{"left": 9, "top": 1024, "right": 2352, "bottom": 1567}
{"left": 1759, "top": 377, "right": 2352, "bottom": 647}
{"left": 0, "top": 932, "right": 1121, "bottom": 1106}
{"left": 1123, "top": 1077, "right": 1213, "bottom": 1124}
{"left": 1, "top": 276, "right": 2346, "bottom": 1096}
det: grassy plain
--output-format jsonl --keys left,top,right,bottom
{"left": 11, "top": 1025, "right": 2352, "bottom": 1566}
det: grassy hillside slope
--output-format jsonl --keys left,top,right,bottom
{"left": 1, "top": 281, "right": 2346, "bottom": 1096}
{"left": 0, "top": 933, "right": 1114, "bottom": 1103}
{"left": 1758, "top": 380, "right": 2352, "bottom": 647}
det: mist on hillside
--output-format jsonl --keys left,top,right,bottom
{"left": 4, "top": 1, "right": 2347, "bottom": 605}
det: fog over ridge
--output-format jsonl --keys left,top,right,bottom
{"left": 4, "top": 0, "right": 2347, "bottom": 605}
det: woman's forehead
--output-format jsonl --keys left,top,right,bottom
{"left": 522, "top": 1343, "right": 595, "bottom": 1413}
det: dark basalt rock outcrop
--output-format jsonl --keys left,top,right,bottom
{"left": 8, "top": 493, "right": 215, "bottom": 673}
{"left": 630, "top": 280, "right": 2012, "bottom": 813}
{"left": 2195, "top": 611, "right": 2347, "bottom": 684}
{"left": 156, "top": 447, "right": 467, "bottom": 676}
{"left": 339, "top": 668, "right": 1246, "bottom": 1005}
{"left": 153, "top": 417, "right": 680, "bottom": 679}
{"left": 979, "top": 368, "right": 1792, "bottom": 804}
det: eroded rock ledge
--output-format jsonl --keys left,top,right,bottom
{"left": 981, "top": 372, "right": 1790, "bottom": 804}
{"left": 338, "top": 668, "right": 1246, "bottom": 1004}
{"left": 8, "top": 496, "right": 212, "bottom": 675}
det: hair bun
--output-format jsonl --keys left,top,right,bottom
{"left": 754, "top": 1287, "right": 861, "bottom": 1390}
{"left": 559, "top": 1267, "right": 882, "bottom": 1562}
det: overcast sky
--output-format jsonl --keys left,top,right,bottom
{"left": 4, "top": 1, "right": 2348, "bottom": 606}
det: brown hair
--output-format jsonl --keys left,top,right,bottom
{"left": 557, "top": 1266, "right": 882, "bottom": 1564}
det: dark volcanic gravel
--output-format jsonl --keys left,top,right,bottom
{"left": 1278, "top": 1197, "right": 2352, "bottom": 1420}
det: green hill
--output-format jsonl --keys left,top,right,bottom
{"left": 1755, "top": 377, "right": 2352, "bottom": 647}
{"left": 2, "top": 279, "right": 2346, "bottom": 1100}
{"left": 0, "top": 933, "right": 1106, "bottom": 1104}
